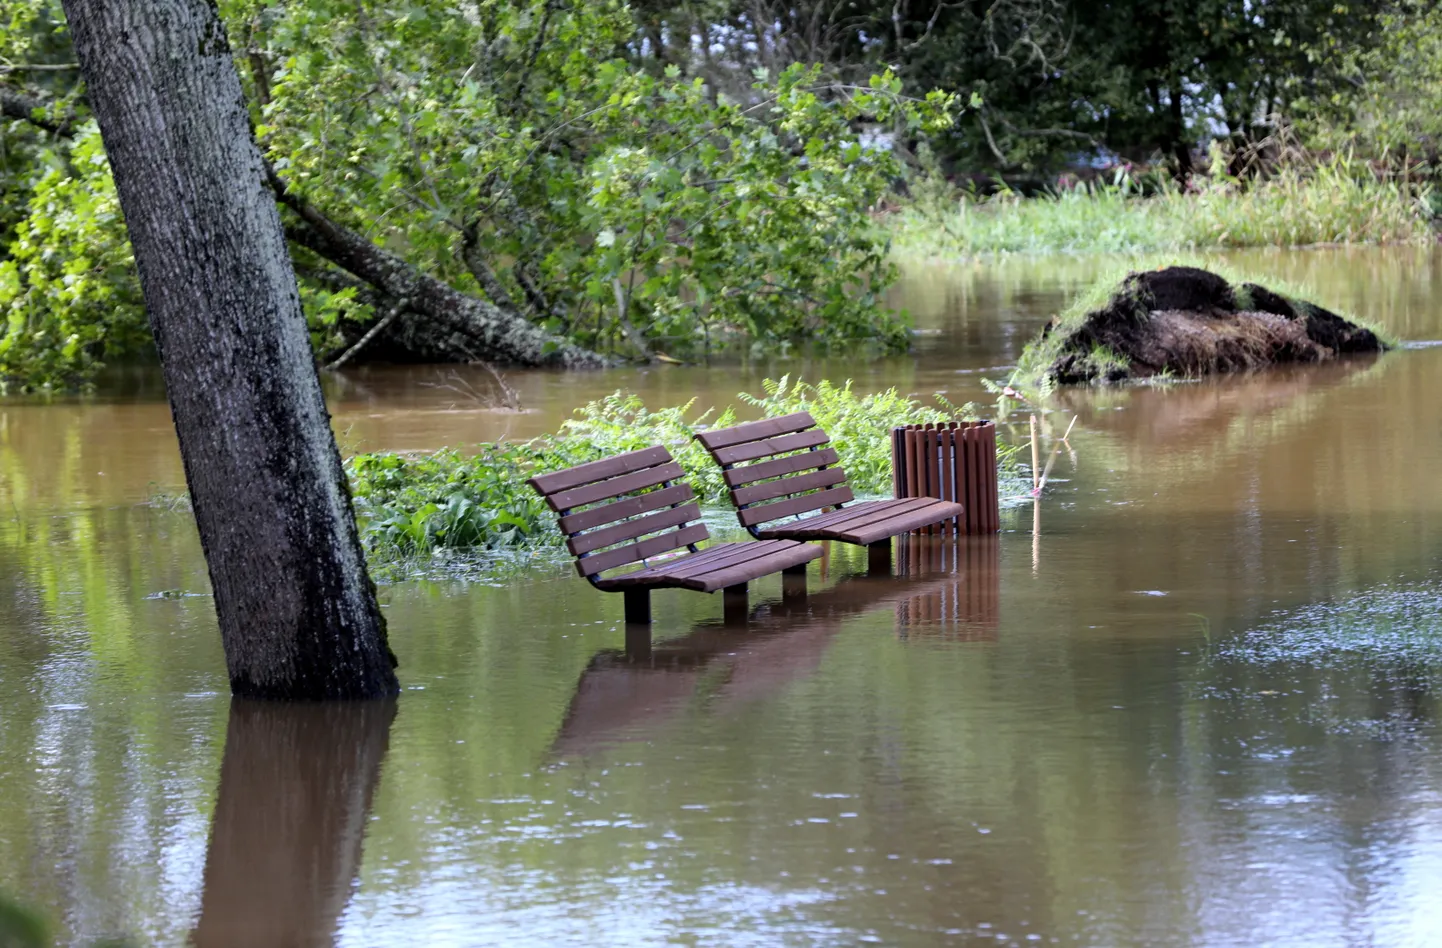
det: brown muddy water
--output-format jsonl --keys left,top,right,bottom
{"left": 6, "top": 247, "right": 1442, "bottom": 947}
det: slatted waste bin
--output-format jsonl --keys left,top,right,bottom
{"left": 891, "top": 421, "right": 1000, "bottom": 535}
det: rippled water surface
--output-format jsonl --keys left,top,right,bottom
{"left": 6, "top": 247, "right": 1442, "bottom": 946}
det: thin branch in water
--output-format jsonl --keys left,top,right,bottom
{"left": 326, "top": 296, "right": 409, "bottom": 370}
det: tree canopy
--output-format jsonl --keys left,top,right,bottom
{"left": 0, "top": 0, "right": 1426, "bottom": 391}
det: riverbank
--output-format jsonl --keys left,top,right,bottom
{"left": 890, "top": 162, "right": 1436, "bottom": 259}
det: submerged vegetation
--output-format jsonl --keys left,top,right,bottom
{"left": 347, "top": 378, "right": 1015, "bottom": 567}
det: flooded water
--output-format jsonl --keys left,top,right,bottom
{"left": 6, "top": 246, "right": 1442, "bottom": 946}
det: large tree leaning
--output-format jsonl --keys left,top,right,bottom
{"left": 59, "top": 0, "right": 399, "bottom": 699}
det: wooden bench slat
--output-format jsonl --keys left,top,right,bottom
{"left": 737, "top": 485, "right": 854, "bottom": 527}
{"left": 595, "top": 542, "right": 748, "bottom": 588}
{"left": 678, "top": 542, "right": 822, "bottom": 592}
{"left": 765, "top": 497, "right": 933, "bottom": 532}
{"left": 723, "top": 447, "right": 839, "bottom": 487}
{"left": 711, "top": 428, "right": 829, "bottom": 465}
{"left": 528, "top": 446, "right": 672, "bottom": 496}
{"left": 756, "top": 499, "right": 962, "bottom": 544}
{"left": 547, "top": 461, "right": 685, "bottom": 511}
{"left": 556, "top": 483, "right": 694, "bottom": 534}
{"left": 594, "top": 540, "right": 820, "bottom": 591}
{"left": 567, "top": 503, "right": 701, "bottom": 555}
{"left": 657, "top": 539, "right": 785, "bottom": 580}
{"left": 832, "top": 501, "right": 963, "bottom": 545}
{"left": 694, "top": 412, "right": 815, "bottom": 450}
{"left": 806, "top": 499, "right": 944, "bottom": 536}
{"left": 732, "top": 467, "right": 848, "bottom": 506}
{"left": 576, "top": 523, "right": 708, "bottom": 577}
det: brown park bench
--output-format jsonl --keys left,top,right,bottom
{"left": 527, "top": 446, "right": 821, "bottom": 625}
{"left": 694, "top": 412, "right": 964, "bottom": 565}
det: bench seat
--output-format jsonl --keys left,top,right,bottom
{"left": 593, "top": 539, "right": 820, "bottom": 592}
{"left": 526, "top": 445, "right": 821, "bottom": 624}
{"left": 750, "top": 497, "right": 963, "bottom": 545}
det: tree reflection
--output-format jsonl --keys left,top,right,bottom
{"left": 192, "top": 700, "right": 397, "bottom": 948}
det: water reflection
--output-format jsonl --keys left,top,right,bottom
{"left": 554, "top": 540, "right": 996, "bottom": 758}
{"left": 894, "top": 535, "right": 1000, "bottom": 640}
{"left": 192, "top": 700, "right": 396, "bottom": 948}
{"left": 9, "top": 248, "right": 1442, "bottom": 945}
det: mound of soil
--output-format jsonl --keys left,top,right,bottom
{"left": 1037, "top": 266, "right": 1385, "bottom": 385}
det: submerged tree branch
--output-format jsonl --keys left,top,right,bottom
{"left": 0, "top": 85, "right": 76, "bottom": 135}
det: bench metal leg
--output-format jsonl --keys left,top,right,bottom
{"left": 867, "top": 539, "right": 893, "bottom": 576}
{"left": 723, "top": 582, "right": 749, "bottom": 625}
{"left": 624, "top": 588, "right": 652, "bottom": 625}
{"left": 624, "top": 622, "right": 652, "bottom": 660}
{"left": 782, "top": 569, "right": 807, "bottom": 603}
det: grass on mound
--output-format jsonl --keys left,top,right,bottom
{"left": 892, "top": 158, "right": 1434, "bottom": 259}
{"left": 1007, "top": 256, "right": 1397, "bottom": 393}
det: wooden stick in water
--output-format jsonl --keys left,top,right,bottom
{"left": 1030, "top": 414, "right": 1040, "bottom": 494}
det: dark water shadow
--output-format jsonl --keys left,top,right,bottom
{"left": 190, "top": 699, "right": 397, "bottom": 948}
{"left": 550, "top": 536, "right": 1001, "bottom": 757}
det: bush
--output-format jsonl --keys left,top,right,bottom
{"left": 347, "top": 377, "right": 1010, "bottom": 564}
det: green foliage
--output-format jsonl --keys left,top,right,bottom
{"left": 893, "top": 155, "right": 1432, "bottom": 259}
{"left": 245, "top": 0, "right": 952, "bottom": 359}
{"left": 0, "top": 1, "right": 954, "bottom": 390}
{"left": 347, "top": 377, "right": 997, "bottom": 563}
{"left": 633, "top": 0, "right": 1385, "bottom": 177}
{"left": 1295, "top": 1, "right": 1442, "bottom": 164}
{"left": 0, "top": 126, "right": 148, "bottom": 393}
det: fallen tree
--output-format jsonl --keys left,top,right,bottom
{"left": 267, "top": 169, "right": 608, "bottom": 369}
{"left": 1, "top": 0, "right": 946, "bottom": 391}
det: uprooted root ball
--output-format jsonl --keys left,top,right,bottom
{"left": 1022, "top": 265, "right": 1386, "bottom": 386}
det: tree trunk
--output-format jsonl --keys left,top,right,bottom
{"left": 60, "top": 0, "right": 399, "bottom": 699}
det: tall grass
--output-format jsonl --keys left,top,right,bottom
{"left": 893, "top": 156, "right": 1434, "bottom": 259}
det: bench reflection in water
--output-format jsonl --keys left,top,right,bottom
{"left": 551, "top": 535, "right": 1001, "bottom": 758}
{"left": 893, "top": 534, "right": 1000, "bottom": 642}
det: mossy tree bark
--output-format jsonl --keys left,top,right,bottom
{"left": 59, "top": 0, "right": 399, "bottom": 698}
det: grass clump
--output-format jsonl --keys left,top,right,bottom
{"left": 347, "top": 378, "right": 1010, "bottom": 567}
{"left": 893, "top": 153, "right": 1433, "bottom": 259}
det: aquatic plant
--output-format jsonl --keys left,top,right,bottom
{"left": 347, "top": 378, "right": 1017, "bottom": 565}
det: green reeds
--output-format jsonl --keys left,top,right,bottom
{"left": 893, "top": 156, "right": 1433, "bottom": 259}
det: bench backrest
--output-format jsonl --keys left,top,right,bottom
{"left": 527, "top": 446, "right": 707, "bottom": 581}
{"left": 693, "top": 412, "right": 853, "bottom": 534}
